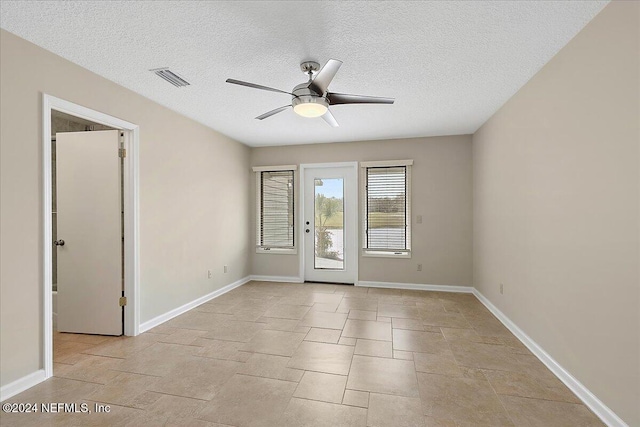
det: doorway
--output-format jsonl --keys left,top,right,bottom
{"left": 301, "top": 163, "right": 358, "bottom": 284}
{"left": 43, "top": 94, "right": 140, "bottom": 379}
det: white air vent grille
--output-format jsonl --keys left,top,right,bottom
{"left": 150, "top": 68, "right": 190, "bottom": 87}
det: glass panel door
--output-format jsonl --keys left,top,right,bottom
{"left": 314, "top": 178, "right": 344, "bottom": 270}
{"left": 303, "top": 164, "right": 357, "bottom": 284}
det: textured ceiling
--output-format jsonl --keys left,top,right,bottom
{"left": 0, "top": 1, "right": 607, "bottom": 147}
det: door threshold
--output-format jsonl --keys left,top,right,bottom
{"left": 304, "top": 281, "right": 354, "bottom": 286}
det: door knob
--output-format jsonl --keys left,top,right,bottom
{"left": 54, "top": 239, "right": 65, "bottom": 246}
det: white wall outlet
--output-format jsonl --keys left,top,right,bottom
{"left": 500, "top": 283, "right": 504, "bottom": 294}
{"left": 417, "top": 263, "right": 423, "bottom": 272}
{"left": 224, "top": 265, "right": 228, "bottom": 273}
{"left": 416, "top": 215, "right": 423, "bottom": 224}
{"left": 207, "top": 270, "right": 212, "bottom": 279}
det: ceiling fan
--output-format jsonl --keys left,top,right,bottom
{"left": 225, "top": 59, "right": 394, "bottom": 127}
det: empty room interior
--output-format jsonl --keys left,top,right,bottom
{"left": 0, "top": 1, "right": 638, "bottom": 426}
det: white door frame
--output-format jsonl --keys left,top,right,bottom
{"left": 299, "top": 162, "right": 359, "bottom": 284}
{"left": 42, "top": 94, "right": 140, "bottom": 379}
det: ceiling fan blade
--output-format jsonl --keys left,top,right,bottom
{"left": 226, "top": 79, "right": 293, "bottom": 96}
{"left": 308, "top": 59, "right": 343, "bottom": 95}
{"left": 255, "top": 105, "right": 291, "bottom": 120}
{"left": 321, "top": 109, "right": 339, "bottom": 127}
{"left": 327, "top": 92, "right": 395, "bottom": 105}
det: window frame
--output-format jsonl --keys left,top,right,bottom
{"left": 361, "top": 160, "right": 412, "bottom": 258}
{"left": 253, "top": 165, "right": 297, "bottom": 254}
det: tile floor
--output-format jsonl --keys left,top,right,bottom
{"left": 1, "top": 281, "right": 604, "bottom": 426}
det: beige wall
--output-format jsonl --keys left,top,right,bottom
{"left": 0, "top": 29, "right": 251, "bottom": 386}
{"left": 251, "top": 135, "right": 473, "bottom": 286}
{"left": 472, "top": 2, "right": 639, "bottom": 425}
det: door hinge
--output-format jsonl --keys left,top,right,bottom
{"left": 119, "top": 148, "right": 127, "bottom": 158}
{"left": 119, "top": 296, "right": 127, "bottom": 307}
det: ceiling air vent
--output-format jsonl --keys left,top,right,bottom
{"left": 150, "top": 68, "right": 190, "bottom": 87}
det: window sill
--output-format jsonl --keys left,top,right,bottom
{"left": 256, "top": 247, "right": 297, "bottom": 255}
{"left": 362, "top": 250, "right": 411, "bottom": 259}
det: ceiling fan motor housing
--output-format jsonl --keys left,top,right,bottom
{"left": 292, "top": 83, "right": 328, "bottom": 118}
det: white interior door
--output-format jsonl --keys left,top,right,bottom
{"left": 303, "top": 164, "right": 358, "bottom": 284}
{"left": 56, "top": 130, "right": 123, "bottom": 335}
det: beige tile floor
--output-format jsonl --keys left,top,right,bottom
{"left": 1, "top": 281, "right": 604, "bottom": 427}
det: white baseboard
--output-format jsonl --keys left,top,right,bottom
{"left": 473, "top": 289, "right": 627, "bottom": 427}
{"left": 0, "top": 369, "right": 46, "bottom": 402}
{"left": 357, "top": 280, "right": 474, "bottom": 293}
{"left": 139, "top": 276, "right": 251, "bottom": 333}
{"left": 249, "top": 275, "right": 303, "bottom": 283}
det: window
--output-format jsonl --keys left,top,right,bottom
{"left": 362, "top": 160, "right": 412, "bottom": 257}
{"left": 253, "top": 165, "right": 297, "bottom": 253}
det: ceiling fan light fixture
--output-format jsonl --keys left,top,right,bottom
{"left": 293, "top": 96, "right": 328, "bottom": 118}
{"left": 226, "top": 59, "right": 394, "bottom": 125}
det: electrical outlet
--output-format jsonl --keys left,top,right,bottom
{"left": 207, "top": 270, "right": 212, "bottom": 279}
{"left": 417, "top": 263, "right": 422, "bottom": 272}
{"left": 500, "top": 283, "right": 504, "bottom": 294}
{"left": 224, "top": 265, "right": 228, "bottom": 273}
{"left": 416, "top": 215, "right": 423, "bottom": 224}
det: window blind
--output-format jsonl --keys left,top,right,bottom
{"left": 259, "top": 170, "right": 294, "bottom": 248}
{"left": 365, "top": 166, "right": 408, "bottom": 251}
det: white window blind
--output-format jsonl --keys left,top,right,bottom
{"left": 364, "top": 165, "right": 411, "bottom": 254}
{"left": 258, "top": 170, "right": 295, "bottom": 249}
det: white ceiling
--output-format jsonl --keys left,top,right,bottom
{"left": 0, "top": 1, "right": 607, "bottom": 147}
